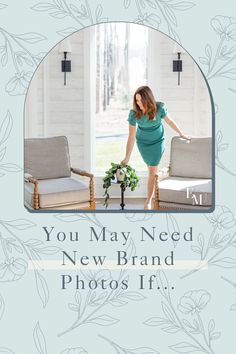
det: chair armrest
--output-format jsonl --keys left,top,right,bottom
{"left": 71, "top": 167, "right": 94, "bottom": 178}
{"left": 24, "top": 173, "right": 38, "bottom": 185}
{"left": 24, "top": 173, "right": 39, "bottom": 209}
{"left": 71, "top": 167, "right": 95, "bottom": 210}
{"left": 157, "top": 167, "right": 170, "bottom": 180}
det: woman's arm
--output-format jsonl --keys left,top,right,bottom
{"left": 121, "top": 124, "right": 136, "bottom": 165}
{"left": 164, "top": 115, "right": 190, "bottom": 140}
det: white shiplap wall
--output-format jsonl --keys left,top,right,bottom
{"left": 148, "top": 28, "right": 212, "bottom": 169}
{"left": 25, "top": 30, "right": 85, "bottom": 168}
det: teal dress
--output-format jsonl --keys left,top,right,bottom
{"left": 127, "top": 102, "right": 167, "bottom": 166}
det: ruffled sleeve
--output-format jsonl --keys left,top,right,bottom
{"left": 127, "top": 110, "right": 137, "bottom": 126}
{"left": 159, "top": 102, "right": 168, "bottom": 119}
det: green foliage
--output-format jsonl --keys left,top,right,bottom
{"left": 102, "top": 162, "right": 139, "bottom": 208}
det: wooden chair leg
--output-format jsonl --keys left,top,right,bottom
{"left": 153, "top": 174, "right": 159, "bottom": 210}
{"left": 89, "top": 176, "right": 96, "bottom": 210}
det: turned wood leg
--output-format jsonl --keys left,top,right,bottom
{"left": 89, "top": 176, "right": 96, "bottom": 210}
{"left": 154, "top": 174, "right": 159, "bottom": 210}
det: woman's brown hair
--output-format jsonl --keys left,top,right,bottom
{"left": 133, "top": 86, "right": 157, "bottom": 120}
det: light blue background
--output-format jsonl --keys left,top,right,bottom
{"left": 0, "top": 1, "right": 236, "bottom": 353}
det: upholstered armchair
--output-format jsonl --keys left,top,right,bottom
{"left": 24, "top": 136, "right": 95, "bottom": 210}
{"left": 154, "top": 136, "right": 212, "bottom": 210}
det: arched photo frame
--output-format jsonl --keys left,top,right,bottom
{"left": 24, "top": 21, "right": 215, "bottom": 213}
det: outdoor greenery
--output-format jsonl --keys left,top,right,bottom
{"left": 103, "top": 162, "right": 139, "bottom": 208}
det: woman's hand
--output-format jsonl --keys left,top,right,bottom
{"left": 120, "top": 158, "right": 129, "bottom": 166}
{"left": 180, "top": 133, "right": 191, "bottom": 140}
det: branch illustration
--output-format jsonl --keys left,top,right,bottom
{"left": 144, "top": 271, "right": 220, "bottom": 354}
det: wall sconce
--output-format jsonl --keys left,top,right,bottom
{"left": 58, "top": 40, "right": 72, "bottom": 86}
{"left": 173, "top": 43, "right": 184, "bottom": 86}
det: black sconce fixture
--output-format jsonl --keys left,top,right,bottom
{"left": 172, "top": 44, "right": 184, "bottom": 86}
{"left": 58, "top": 40, "right": 72, "bottom": 86}
{"left": 173, "top": 52, "right": 182, "bottom": 86}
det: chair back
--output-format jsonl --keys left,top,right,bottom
{"left": 24, "top": 136, "right": 71, "bottom": 180}
{"left": 170, "top": 136, "right": 212, "bottom": 179}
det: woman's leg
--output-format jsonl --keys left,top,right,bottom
{"left": 144, "top": 165, "right": 157, "bottom": 209}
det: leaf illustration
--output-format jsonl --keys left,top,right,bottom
{"left": 35, "top": 271, "right": 49, "bottom": 308}
{"left": 24, "top": 239, "right": 44, "bottom": 247}
{"left": 95, "top": 4, "right": 103, "bottom": 21}
{"left": 163, "top": 5, "right": 177, "bottom": 26}
{"left": 156, "top": 270, "right": 170, "bottom": 300}
{"left": 125, "top": 213, "right": 153, "bottom": 222}
{"left": 162, "top": 301, "right": 177, "bottom": 324}
{"left": 109, "top": 298, "right": 127, "bottom": 307}
{"left": 55, "top": 214, "right": 89, "bottom": 222}
{"left": 0, "top": 111, "right": 12, "bottom": 146}
{"left": 0, "top": 348, "right": 15, "bottom": 354}
{"left": 88, "top": 314, "right": 119, "bottom": 326}
{"left": 3, "top": 219, "right": 36, "bottom": 230}
{"left": 211, "top": 257, "right": 236, "bottom": 268}
{"left": 145, "top": 0, "right": 157, "bottom": 9}
{"left": 169, "top": 342, "right": 201, "bottom": 353}
{"left": 99, "top": 335, "right": 159, "bottom": 354}
{"left": 124, "top": 0, "right": 131, "bottom": 9}
{"left": 219, "top": 68, "right": 236, "bottom": 80}
{"left": 0, "top": 293, "right": 5, "bottom": 320}
{"left": 33, "top": 322, "right": 47, "bottom": 354}
{"left": 68, "top": 303, "right": 79, "bottom": 312}
{"left": 0, "top": 147, "right": 6, "bottom": 161}
{"left": 199, "top": 57, "right": 209, "bottom": 65}
{"left": 1, "top": 49, "right": 8, "bottom": 67}
{"left": 31, "top": 3, "right": 57, "bottom": 11}
{"left": 57, "top": 27, "right": 78, "bottom": 37}
{"left": 32, "top": 246, "right": 61, "bottom": 255}
{"left": 208, "top": 319, "right": 215, "bottom": 335}
{"left": 128, "top": 348, "right": 159, "bottom": 354}
{"left": 61, "top": 348, "right": 88, "bottom": 354}
{"left": 144, "top": 317, "right": 167, "bottom": 326}
{"left": 0, "top": 163, "right": 22, "bottom": 172}
{"left": 170, "top": 1, "right": 195, "bottom": 11}
{"left": 182, "top": 319, "right": 199, "bottom": 334}
{"left": 0, "top": 4, "right": 7, "bottom": 10}
{"left": 166, "top": 214, "right": 180, "bottom": 247}
{"left": 120, "top": 291, "right": 145, "bottom": 301}
{"left": 14, "top": 32, "right": 47, "bottom": 44}
{"left": 49, "top": 11, "right": 68, "bottom": 19}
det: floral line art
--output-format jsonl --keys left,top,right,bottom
{"left": 124, "top": 0, "right": 195, "bottom": 44}
{"left": 34, "top": 322, "right": 48, "bottom": 354}
{"left": 99, "top": 334, "right": 159, "bottom": 354}
{"left": 0, "top": 218, "right": 61, "bottom": 308}
{"left": 0, "top": 26, "right": 46, "bottom": 95}
{"left": 199, "top": 15, "right": 236, "bottom": 81}
{"left": 216, "top": 130, "right": 236, "bottom": 178}
{"left": 0, "top": 3, "right": 7, "bottom": 10}
{"left": 61, "top": 347, "right": 88, "bottom": 354}
{"left": 55, "top": 213, "right": 106, "bottom": 229}
{"left": 58, "top": 239, "right": 146, "bottom": 336}
{"left": 221, "top": 276, "right": 236, "bottom": 311}
{"left": 0, "top": 111, "right": 21, "bottom": 177}
{"left": 144, "top": 271, "right": 220, "bottom": 354}
{"left": 181, "top": 205, "right": 236, "bottom": 279}
{"left": 32, "top": 0, "right": 108, "bottom": 37}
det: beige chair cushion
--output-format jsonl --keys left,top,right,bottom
{"left": 158, "top": 176, "right": 212, "bottom": 206}
{"left": 159, "top": 201, "right": 212, "bottom": 210}
{"left": 25, "top": 177, "right": 90, "bottom": 209}
{"left": 24, "top": 136, "right": 71, "bottom": 180}
{"left": 170, "top": 137, "right": 212, "bottom": 178}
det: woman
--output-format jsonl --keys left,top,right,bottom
{"left": 121, "top": 86, "right": 190, "bottom": 210}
